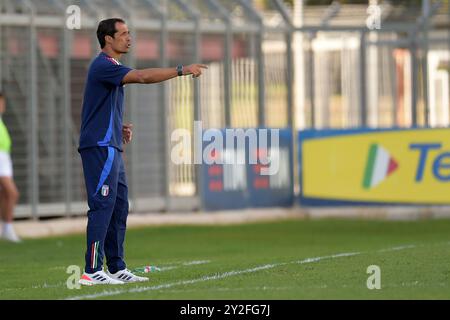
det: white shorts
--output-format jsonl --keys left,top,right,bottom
{"left": 0, "top": 151, "right": 13, "bottom": 177}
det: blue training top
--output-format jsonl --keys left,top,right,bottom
{"left": 79, "top": 52, "right": 133, "bottom": 152}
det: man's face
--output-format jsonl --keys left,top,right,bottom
{"left": 0, "top": 97, "right": 5, "bottom": 114}
{"left": 108, "top": 22, "right": 131, "bottom": 54}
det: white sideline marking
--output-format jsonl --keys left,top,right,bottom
{"left": 155, "top": 286, "right": 294, "bottom": 294}
{"left": 183, "top": 260, "right": 211, "bottom": 266}
{"left": 66, "top": 252, "right": 360, "bottom": 300}
{"left": 159, "top": 260, "right": 211, "bottom": 272}
{"left": 377, "top": 245, "right": 416, "bottom": 253}
{"left": 159, "top": 266, "right": 178, "bottom": 272}
{"left": 65, "top": 243, "right": 419, "bottom": 300}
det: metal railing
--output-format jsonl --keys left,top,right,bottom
{"left": 0, "top": 0, "right": 448, "bottom": 218}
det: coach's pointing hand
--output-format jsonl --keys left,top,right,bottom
{"left": 184, "top": 64, "right": 208, "bottom": 78}
{"left": 122, "top": 124, "right": 133, "bottom": 144}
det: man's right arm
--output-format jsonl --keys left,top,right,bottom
{"left": 122, "top": 64, "right": 207, "bottom": 85}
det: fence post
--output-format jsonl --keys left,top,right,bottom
{"left": 62, "top": 13, "right": 72, "bottom": 216}
{"left": 421, "top": 0, "right": 430, "bottom": 127}
{"left": 160, "top": 2, "right": 170, "bottom": 210}
{"left": 308, "top": 33, "right": 316, "bottom": 129}
{"left": 359, "top": 30, "right": 368, "bottom": 127}
{"left": 410, "top": 36, "right": 418, "bottom": 127}
{"left": 24, "top": 0, "right": 39, "bottom": 219}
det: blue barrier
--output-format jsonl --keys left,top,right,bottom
{"left": 201, "top": 128, "right": 294, "bottom": 210}
{"left": 247, "top": 129, "right": 294, "bottom": 207}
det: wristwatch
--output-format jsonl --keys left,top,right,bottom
{"left": 177, "top": 65, "right": 183, "bottom": 76}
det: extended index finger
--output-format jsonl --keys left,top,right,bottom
{"left": 199, "top": 64, "right": 208, "bottom": 69}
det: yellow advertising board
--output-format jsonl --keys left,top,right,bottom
{"left": 301, "top": 128, "right": 450, "bottom": 204}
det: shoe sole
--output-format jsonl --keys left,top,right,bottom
{"left": 106, "top": 273, "right": 149, "bottom": 283}
{"left": 112, "top": 277, "right": 149, "bottom": 283}
{"left": 79, "top": 279, "right": 95, "bottom": 286}
{"left": 79, "top": 279, "right": 124, "bottom": 286}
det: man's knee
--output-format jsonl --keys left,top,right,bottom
{"left": 112, "top": 199, "right": 129, "bottom": 227}
{"left": 11, "top": 188, "right": 19, "bottom": 203}
{"left": 114, "top": 197, "right": 129, "bottom": 213}
{"left": 1, "top": 182, "right": 19, "bottom": 203}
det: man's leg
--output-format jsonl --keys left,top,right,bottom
{"left": 0, "top": 190, "right": 3, "bottom": 219}
{"left": 105, "top": 154, "right": 129, "bottom": 274}
{"left": 81, "top": 147, "right": 119, "bottom": 274}
{"left": 0, "top": 176, "right": 19, "bottom": 223}
{"left": 103, "top": 154, "right": 149, "bottom": 283}
{"left": 0, "top": 176, "right": 21, "bottom": 242}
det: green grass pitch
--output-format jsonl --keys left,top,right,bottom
{"left": 1, "top": 218, "right": 449, "bottom": 300}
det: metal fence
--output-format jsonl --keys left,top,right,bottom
{"left": 0, "top": 0, "right": 449, "bottom": 218}
{"left": 293, "top": 1, "right": 450, "bottom": 130}
{"left": 0, "top": 0, "right": 293, "bottom": 218}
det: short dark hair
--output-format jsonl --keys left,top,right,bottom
{"left": 97, "top": 18, "right": 126, "bottom": 49}
{"left": 0, "top": 92, "right": 3, "bottom": 99}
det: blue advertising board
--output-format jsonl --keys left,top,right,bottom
{"left": 201, "top": 128, "right": 294, "bottom": 210}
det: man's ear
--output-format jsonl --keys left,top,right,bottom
{"left": 105, "top": 35, "right": 113, "bottom": 44}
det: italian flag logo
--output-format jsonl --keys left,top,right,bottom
{"left": 363, "top": 144, "right": 399, "bottom": 189}
{"left": 91, "top": 241, "right": 100, "bottom": 269}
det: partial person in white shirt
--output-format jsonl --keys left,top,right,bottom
{"left": 0, "top": 91, "right": 21, "bottom": 243}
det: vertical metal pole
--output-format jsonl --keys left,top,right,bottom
{"left": 359, "top": 31, "right": 368, "bottom": 127}
{"left": 308, "top": 33, "right": 316, "bottom": 129}
{"left": 235, "top": 0, "right": 265, "bottom": 127}
{"left": 62, "top": 18, "right": 72, "bottom": 216}
{"left": 293, "top": 0, "right": 305, "bottom": 129}
{"left": 286, "top": 31, "right": 294, "bottom": 129}
{"left": 389, "top": 45, "right": 398, "bottom": 127}
{"left": 126, "top": 13, "right": 138, "bottom": 212}
{"left": 410, "top": 38, "right": 418, "bottom": 127}
{"left": 271, "top": 0, "right": 294, "bottom": 128}
{"left": 272, "top": 0, "right": 297, "bottom": 199}
{"left": 257, "top": 29, "right": 265, "bottom": 127}
{"left": 421, "top": 0, "right": 430, "bottom": 127}
{"left": 207, "top": 0, "right": 232, "bottom": 127}
{"left": 176, "top": 0, "right": 204, "bottom": 201}
{"left": 142, "top": 0, "right": 169, "bottom": 210}
{"left": 193, "top": 18, "right": 202, "bottom": 203}
{"left": 224, "top": 26, "right": 232, "bottom": 127}
{"left": 28, "top": 6, "right": 39, "bottom": 219}
{"left": 160, "top": 3, "right": 170, "bottom": 210}
{"left": 170, "top": 1, "right": 202, "bottom": 125}
{"left": 3, "top": 23, "right": 10, "bottom": 84}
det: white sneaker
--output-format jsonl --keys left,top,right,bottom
{"left": 1, "top": 228, "right": 22, "bottom": 243}
{"left": 106, "top": 268, "right": 149, "bottom": 283}
{"left": 79, "top": 270, "right": 124, "bottom": 286}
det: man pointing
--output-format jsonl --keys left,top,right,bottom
{"left": 78, "top": 18, "right": 207, "bottom": 286}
